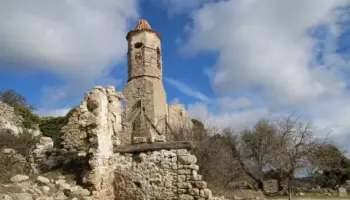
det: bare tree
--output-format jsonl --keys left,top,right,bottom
{"left": 0, "top": 89, "right": 31, "bottom": 109}
{"left": 272, "top": 115, "right": 322, "bottom": 200}
{"left": 222, "top": 119, "right": 279, "bottom": 192}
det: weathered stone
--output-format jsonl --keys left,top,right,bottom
{"left": 36, "top": 176, "right": 50, "bottom": 185}
{"left": 42, "top": 186, "right": 50, "bottom": 193}
{"left": 200, "top": 189, "right": 212, "bottom": 199}
{"left": 0, "top": 194, "right": 12, "bottom": 200}
{"left": 58, "top": 182, "right": 71, "bottom": 191}
{"left": 339, "top": 187, "right": 347, "bottom": 197}
{"left": 179, "top": 194, "right": 194, "bottom": 200}
{"left": 55, "top": 191, "right": 67, "bottom": 200}
{"left": 178, "top": 155, "right": 197, "bottom": 165}
{"left": 10, "top": 193, "right": 33, "bottom": 200}
{"left": 195, "top": 181, "right": 207, "bottom": 189}
{"left": 10, "top": 175, "right": 29, "bottom": 182}
{"left": 70, "top": 186, "right": 90, "bottom": 196}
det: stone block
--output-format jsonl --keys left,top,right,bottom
{"left": 339, "top": 187, "right": 347, "bottom": 197}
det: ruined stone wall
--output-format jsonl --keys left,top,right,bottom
{"left": 60, "top": 86, "right": 123, "bottom": 153}
{"left": 80, "top": 86, "right": 116, "bottom": 200}
{"left": 167, "top": 104, "right": 193, "bottom": 139}
{"left": 0, "top": 100, "right": 41, "bottom": 136}
{"left": 0, "top": 101, "right": 23, "bottom": 135}
{"left": 114, "top": 149, "right": 216, "bottom": 200}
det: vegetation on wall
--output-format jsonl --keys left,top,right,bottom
{"left": 14, "top": 105, "right": 41, "bottom": 129}
{"left": 39, "top": 116, "right": 67, "bottom": 147}
{"left": 0, "top": 89, "right": 75, "bottom": 146}
{"left": 0, "top": 89, "right": 41, "bottom": 129}
{"left": 39, "top": 107, "right": 76, "bottom": 147}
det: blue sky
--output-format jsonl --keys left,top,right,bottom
{"left": 0, "top": 0, "right": 349, "bottom": 152}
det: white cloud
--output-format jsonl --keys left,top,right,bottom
{"left": 164, "top": 0, "right": 350, "bottom": 153}
{"left": 170, "top": 97, "right": 181, "bottom": 104}
{"left": 154, "top": 0, "right": 223, "bottom": 15}
{"left": 35, "top": 108, "right": 71, "bottom": 117}
{"left": 0, "top": 0, "right": 138, "bottom": 104}
{"left": 165, "top": 77, "right": 210, "bottom": 101}
{"left": 188, "top": 101, "right": 269, "bottom": 132}
{"left": 180, "top": 0, "right": 348, "bottom": 106}
{"left": 217, "top": 96, "right": 251, "bottom": 110}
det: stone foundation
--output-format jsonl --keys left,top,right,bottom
{"left": 114, "top": 149, "right": 215, "bottom": 200}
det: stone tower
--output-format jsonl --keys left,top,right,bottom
{"left": 123, "top": 19, "right": 167, "bottom": 144}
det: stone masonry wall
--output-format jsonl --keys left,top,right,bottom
{"left": 80, "top": 86, "right": 117, "bottom": 200}
{"left": 61, "top": 86, "right": 124, "bottom": 154}
{"left": 167, "top": 104, "right": 193, "bottom": 139}
{"left": 0, "top": 100, "right": 41, "bottom": 136}
{"left": 0, "top": 101, "right": 23, "bottom": 135}
{"left": 114, "top": 149, "right": 216, "bottom": 200}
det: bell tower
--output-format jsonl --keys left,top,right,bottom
{"left": 126, "top": 19, "right": 163, "bottom": 82}
{"left": 123, "top": 19, "right": 167, "bottom": 144}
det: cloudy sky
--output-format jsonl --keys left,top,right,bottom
{"left": 0, "top": 0, "right": 349, "bottom": 151}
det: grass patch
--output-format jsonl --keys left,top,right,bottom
{"left": 267, "top": 193, "right": 347, "bottom": 199}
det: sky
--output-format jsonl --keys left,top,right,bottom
{"left": 0, "top": 0, "right": 349, "bottom": 152}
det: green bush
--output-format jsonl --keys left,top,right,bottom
{"left": 14, "top": 105, "right": 41, "bottom": 129}
{"left": 39, "top": 116, "right": 69, "bottom": 147}
{"left": 38, "top": 107, "right": 77, "bottom": 147}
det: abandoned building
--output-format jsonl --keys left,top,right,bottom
{"left": 54, "top": 19, "right": 227, "bottom": 200}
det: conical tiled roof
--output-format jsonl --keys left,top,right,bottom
{"left": 135, "top": 19, "right": 152, "bottom": 30}
{"left": 126, "top": 19, "right": 161, "bottom": 40}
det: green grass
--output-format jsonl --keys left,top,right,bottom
{"left": 267, "top": 194, "right": 349, "bottom": 199}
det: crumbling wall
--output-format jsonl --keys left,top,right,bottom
{"left": 167, "top": 104, "right": 193, "bottom": 140}
{"left": 80, "top": 86, "right": 116, "bottom": 200}
{"left": 0, "top": 101, "right": 23, "bottom": 135}
{"left": 59, "top": 86, "right": 124, "bottom": 199}
{"left": 60, "top": 86, "right": 123, "bottom": 154}
{"left": 0, "top": 101, "right": 40, "bottom": 136}
{"left": 114, "top": 149, "right": 217, "bottom": 200}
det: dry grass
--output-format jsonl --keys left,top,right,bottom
{"left": 0, "top": 129, "right": 39, "bottom": 157}
{"left": 0, "top": 130, "right": 39, "bottom": 183}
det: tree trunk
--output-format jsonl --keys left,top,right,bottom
{"left": 288, "top": 176, "right": 292, "bottom": 200}
{"left": 229, "top": 146, "right": 265, "bottom": 191}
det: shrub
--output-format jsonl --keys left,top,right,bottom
{"left": 0, "top": 129, "right": 39, "bottom": 157}
{"left": 14, "top": 105, "right": 41, "bottom": 129}
{"left": 39, "top": 116, "right": 69, "bottom": 147}
{"left": 38, "top": 107, "right": 76, "bottom": 147}
{"left": 0, "top": 151, "right": 28, "bottom": 183}
{"left": 0, "top": 130, "right": 38, "bottom": 182}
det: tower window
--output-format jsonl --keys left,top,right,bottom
{"left": 134, "top": 42, "right": 143, "bottom": 49}
{"left": 157, "top": 48, "right": 161, "bottom": 70}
